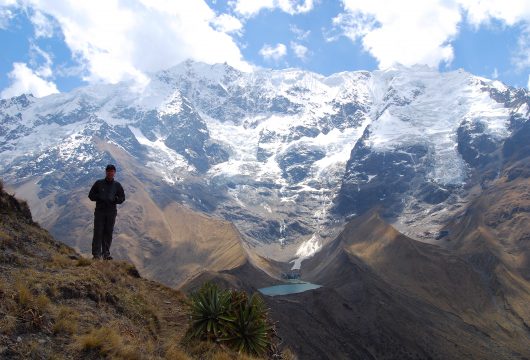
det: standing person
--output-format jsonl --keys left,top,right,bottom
{"left": 88, "top": 164, "right": 125, "bottom": 260}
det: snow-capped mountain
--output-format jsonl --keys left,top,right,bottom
{"left": 1, "top": 60, "right": 529, "bottom": 265}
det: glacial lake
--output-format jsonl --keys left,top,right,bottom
{"left": 258, "top": 282, "right": 322, "bottom": 296}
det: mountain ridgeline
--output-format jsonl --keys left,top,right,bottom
{"left": 2, "top": 61, "right": 529, "bottom": 259}
{"left": 1, "top": 61, "right": 530, "bottom": 358}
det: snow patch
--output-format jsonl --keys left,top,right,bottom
{"left": 129, "top": 126, "right": 192, "bottom": 183}
{"left": 291, "top": 233, "right": 321, "bottom": 270}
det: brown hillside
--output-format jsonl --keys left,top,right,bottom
{"left": 13, "top": 141, "right": 280, "bottom": 290}
{"left": 0, "top": 186, "right": 265, "bottom": 360}
{"left": 287, "top": 211, "right": 530, "bottom": 359}
{"left": 441, "top": 159, "right": 530, "bottom": 340}
{"left": 52, "top": 178, "right": 249, "bottom": 288}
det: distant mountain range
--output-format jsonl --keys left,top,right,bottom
{"left": 2, "top": 60, "right": 530, "bottom": 359}
{"left": 2, "top": 60, "right": 528, "bottom": 264}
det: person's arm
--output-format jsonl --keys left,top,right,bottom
{"left": 115, "top": 183, "right": 125, "bottom": 204}
{"left": 88, "top": 181, "right": 99, "bottom": 201}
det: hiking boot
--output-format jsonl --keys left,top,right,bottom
{"left": 103, "top": 255, "right": 113, "bottom": 260}
{"left": 93, "top": 255, "right": 102, "bottom": 260}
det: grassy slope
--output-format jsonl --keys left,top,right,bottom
{"left": 0, "top": 184, "right": 262, "bottom": 360}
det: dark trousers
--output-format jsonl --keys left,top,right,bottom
{"left": 92, "top": 211, "right": 116, "bottom": 257}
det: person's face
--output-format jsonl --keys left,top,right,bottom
{"left": 106, "top": 169, "right": 116, "bottom": 180}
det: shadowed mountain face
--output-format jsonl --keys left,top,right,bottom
{"left": 265, "top": 212, "right": 529, "bottom": 360}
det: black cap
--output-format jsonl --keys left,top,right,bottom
{"left": 105, "top": 164, "right": 116, "bottom": 171}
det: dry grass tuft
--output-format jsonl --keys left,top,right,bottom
{"left": 183, "top": 340, "right": 260, "bottom": 360}
{"left": 210, "top": 350, "right": 259, "bottom": 360}
{"left": 0, "top": 276, "right": 5, "bottom": 297}
{"left": 35, "top": 293, "right": 51, "bottom": 311}
{"left": 75, "top": 326, "right": 140, "bottom": 359}
{"left": 52, "top": 306, "right": 78, "bottom": 334}
{"left": 210, "top": 352, "right": 234, "bottom": 360}
{"left": 165, "top": 345, "right": 193, "bottom": 360}
{"left": 76, "top": 257, "right": 92, "bottom": 267}
{"left": 18, "top": 339, "right": 45, "bottom": 359}
{"left": 111, "top": 285, "right": 161, "bottom": 332}
{"left": 50, "top": 254, "right": 72, "bottom": 268}
{"left": 0, "top": 229, "right": 13, "bottom": 249}
{"left": 0, "top": 278, "right": 16, "bottom": 334}
{"left": 11, "top": 280, "right": 52, "bottom": 331}
{"left": 184, "top": 340, "right": 217, "bottom": 358}
{"left": 0, "top": 314, "right": 17, "bottom": 335}
{"left": 76, "top": 326, "right": 121, "bottom": 351}
{"left": 15, "top": 281, "right": 33, "bottom": 307}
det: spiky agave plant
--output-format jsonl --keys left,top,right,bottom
{"left": 222, "top": 291, "right": 273, "bottom": 356}
{"left": 185, "top": 282, "right": 235, "bottom": 341}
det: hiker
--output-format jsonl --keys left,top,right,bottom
{"left": 88, "top": 164, "right": 125, "bottom": 260}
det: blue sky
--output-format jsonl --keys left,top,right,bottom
{"left": 1, "top": 0, "right": 530, "bottom": 99}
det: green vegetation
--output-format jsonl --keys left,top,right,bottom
{"left": 185, "top": 282, "right": 274, "bottom": 357}
{"left": 186, "top": 282, "right": 234, "bottom": 341}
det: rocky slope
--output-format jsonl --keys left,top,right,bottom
{"left": 0, "top": 186, "right": 268, "bottom": 359}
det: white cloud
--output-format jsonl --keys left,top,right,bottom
{"left": 230, "top": 0, "right": 273, "bottom": 17}
{"left": 291, "top": 42, "right": 308, "bottom": 60}
{"left": 456, "top": 2, "right": 530, "bottom": 72}
{"left": 458, "top": 0, "right": 530, "bottom": 27}
{"left": 30, "top": 10, "right": 54, "bottom": 37}
{"left": 10, "top": 1, "right": 250, "bottom": 86}
{"left": 337, "top": 0, "right": 462, "bottom": 68}
{"left": 0, "top": 0, "right": 17, "bottom": 29}
{"left": 512, "top": 25, "right": 530, "bottom": 70}
{"left": 211, "top": 13, "right": 243, "bottom": 34}
{"left": 0, "top": 5, "right": 14, "bottom": 29}
{"left": 331, "top": 11, "right": 378, "bottom": 42}
{"left": 335, "top": 0, "right": 530, "bottom": 70}
{"left": 29, "top": 43, "right": 54, "bottom": 77}
{"left": 259, "top": 43, "right": 287, "bottom": 61}
{"left": 231, "top": 0, "right": 314, "bottom": 17}
{"left": 0, "top": 0, "right": 17, "bottom": 6}
{"left": 492, "top": 68, "right": 499, "bottom": 79}
{"left": 1, "top": 62, "right": 59, "bottom": 99}
{"left": 290, "top": 24, "right": 310, "bottom": 40}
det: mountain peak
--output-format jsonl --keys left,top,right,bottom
{"left": 1, "top": 61, "right": 529, "bottom": 262}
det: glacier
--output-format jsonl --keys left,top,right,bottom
{"left": 1, "top": 60, "right": 528, "bottom": 265}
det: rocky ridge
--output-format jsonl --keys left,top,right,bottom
{"left": 1, "top": 61, "right": 529, "bottom": 267}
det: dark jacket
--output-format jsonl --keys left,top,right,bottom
{"left": 88, "top": 178, "right": 125, "bottom": 212}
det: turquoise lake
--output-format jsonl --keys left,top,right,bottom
{"left": 258, "top": 282, "right": 322, "bottom": 296}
